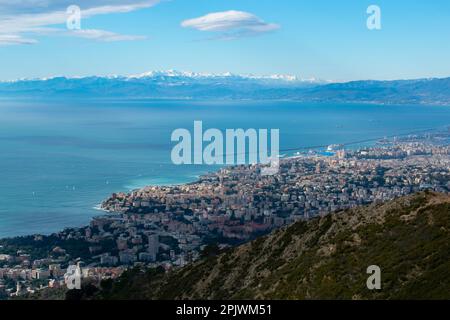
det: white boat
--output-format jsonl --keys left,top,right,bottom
{"left": 326, "top": 144, "right": 343, "bottom": 152}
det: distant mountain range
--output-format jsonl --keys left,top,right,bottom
{"left": 73, "top": 191, "right": 449, "bottom": 300}
{"left": 1, "top": 71, "right": 449, "bottom": 105}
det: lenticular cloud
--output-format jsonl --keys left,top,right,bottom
{"left": 181, "top": 10, "right": 280, "bottom": 39}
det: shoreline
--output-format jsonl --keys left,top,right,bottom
{"left": 0, "top": 138, "right": 448, "bottom": 298}
{"left": 1, "top": 127, "right": 448, "bottom": 241}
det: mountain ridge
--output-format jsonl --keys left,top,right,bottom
{"left": 1, "top": 71, "right": 449, "bottom": 105}
{"left": 0, "top": 70, "right": 321, "bottom": 84}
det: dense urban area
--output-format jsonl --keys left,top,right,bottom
{"left": 1, "top": 129, "right": 449, "bottom": 299}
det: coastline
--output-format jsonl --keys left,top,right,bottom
{"left": 1, "top": 105, "right": 449, "bottom": 240}
{"left": 1, "top": 137, "right": 448, "bottom": 298}
{"left": 3, "top": 96, "right": 450, "bottom": 108}
{"left": 0, "top": 133, "right": 442, "bottom": 240}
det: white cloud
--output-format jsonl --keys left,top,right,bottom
{"left": 0, "top": 0, "right": 158, "bottom": 15}
{"left": 0, "top": 34, "right": 37, "bottom": 46}
{"left": 181, "top": 10, "right": 280, "bottom": 39}
{"left": 0, "top": 0, "right": 159, "bottom": 45}
{"left": 71, "top": 29, "right": 147, "bottom": 41}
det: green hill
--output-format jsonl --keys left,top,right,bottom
{"left": 88, "top": 191, "right": 450, "bottom": 300}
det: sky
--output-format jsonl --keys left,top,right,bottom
{"left": 0, "top": 0, "right": 450, "bottom": 82}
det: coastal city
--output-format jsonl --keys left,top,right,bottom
{"left": 1, "top": 130, "right": 449, "bottom": 298}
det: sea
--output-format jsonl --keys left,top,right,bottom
{"left": 1, "top": 99, "right": 450, "bottom": 238}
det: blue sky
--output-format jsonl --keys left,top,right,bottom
{"left": 1, "top": 0, "right": 449, "bottom": 81}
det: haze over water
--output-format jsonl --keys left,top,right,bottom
{"left": 1, "top": 100, "right": 450, "bottom": 238}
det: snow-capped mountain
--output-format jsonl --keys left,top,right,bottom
{"left": 124, "top": 70, "right": 315, "bottom": 82}
{"left": 0, "top": 70, "right": 324, "bottom": 99}
{"left": 0, "top": 71, "right": 449, "bottom": 105}
{"left": 1, "top": 70, "right": 325, "bottom": 84}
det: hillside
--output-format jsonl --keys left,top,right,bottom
{"left": 90, "top": 191, "right": 450, "bottom": 300}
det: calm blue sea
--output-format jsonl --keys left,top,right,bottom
{"left": 1, "top": 99, "right": 450, "bottom": 238}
